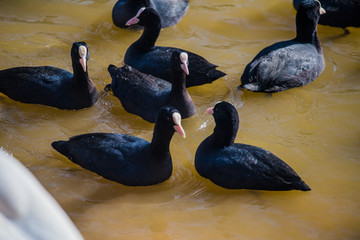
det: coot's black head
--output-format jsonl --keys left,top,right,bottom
{"left": 296, "top": 0, "right": 325, "bottom": 36}
{"left": 207, "top": 101, "right": 239, "bottom": 147}
{"left": 156, "top": 106, "right": 186, "bottom": 138}
{"left": 293, "top": 0, "right": 326, "bottom": 12}
{"left": 298, "top": 0, "right": 325, "bottom": 16}
{"left": 125, "top": 7, "right": 161, "bottom": 27}
{"left": 71, "top": 42, "right": 89, "bottom": 72}
{"left": 170, "top": 51, "right": 189, "bottom": 75}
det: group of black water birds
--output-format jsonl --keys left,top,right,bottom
{"left": 1, "top": 0, "right": 358, "bottom": 191}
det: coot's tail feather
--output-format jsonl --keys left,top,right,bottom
{"left": 207, "top": 69, "right": 226, "bottom": 81}
{"left": 108, "top": 64, "right": 118, "bottom": 76}
{"left": 104, "top": 84, "right": 112, "bottom": 91}
{"left": 105, "top": 64, "right": 119, "bottom": 91}
{"left": 51, "top": 141, "right": 71, "bottom": 159}
{"left": 294, "top": 179, "right": 311, "bottom": 191}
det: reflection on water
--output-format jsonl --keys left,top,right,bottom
{"left": 0, "top": 0, "right": 359, "bottom": 239}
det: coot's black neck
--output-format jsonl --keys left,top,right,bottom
{"left": 149, "top": 124, "right": 174, "bottom": 156}
{"left": 169, "top": 69, "right": 187, "bottom": 99}
{"left": 71, "top": 59, "right": 98, "bottom": 107}
{"left": 209, "top": 123, "right": 238, "bottom": 149}
{"left": 295, "top": 8, "right": 321, "bottom": 51}
{"left": 72, "top": 60, "right": 89, "bottom": 84}
{"left": 132, "top": 15, "right": 161, "bottom": 52}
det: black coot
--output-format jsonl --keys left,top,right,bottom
{"left": 112, "top": 0, "right": 189, "bottom": 28}
{"left": 106, "top": 51, "right": 196, "bottom": 123}
{"left": 195, "top": 101, "right": 311, "bottom": 191}
{"left": 124, "top": 7, "right": 226, "bottom": 87}
{"left": 52, "top": 106, "right": 186, "bottom": 186}
{"left": 0, "top": 42, "right": 98, "bottom": 110}
{"left": 240, "top": 0, "right": 325, "bottom": 93}
{"left": 293, "top": 0, "right": 360, "bottom": 29}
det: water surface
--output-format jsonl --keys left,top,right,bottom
{"left": 0, "top": 0, "right": 359, "bottom": 239}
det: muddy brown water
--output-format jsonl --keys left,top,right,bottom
{"left": 0, "top": 0, "right": 359, "bottom": 239}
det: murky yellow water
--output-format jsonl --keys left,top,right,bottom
{"left": 1, "top": 0, "right": 359, "bottom": 239}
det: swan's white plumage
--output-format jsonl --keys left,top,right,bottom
{"left": 0, "top": 148, "right": 83, "bottom": 240}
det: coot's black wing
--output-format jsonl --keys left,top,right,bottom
{"left": 52, "top": 133, "right": 150, "bottom": 184}
{"left": 241, "top": 40, "right": 324, "bottom": 92}
{"left": 125, "top": 46, "right": 225, "bottom": 87}
{"left": 150, "top": 0, "right": 190, "bottom": 28}
{"left": 197, "top": 143, "right": 309, "bottom": 190}
{"left": 108, "top": 64, "right": 171, "bottom": 122}
{"left": 0, "top": 66, "right": 73, "bottom": 105}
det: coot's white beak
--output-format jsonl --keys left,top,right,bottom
{"left": 180, "top": 52, "right": 189, "bottom": 75}
{"left": 205, "top": 107, "right": 214, "bottom": 115}
{"left": 319, "top": 7, "right": 326, "bottom": 15}
{"left": 126, "top": 7, "right": 145, "bottom": 26}
{"left": 172, "top": 112, "right": 186, "bottom": 138}
{"left": 79, "top": 45, "right": 87, "bottom": 72}
{"left": 315, "top": 0, "right": 326, "bottom": 15}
